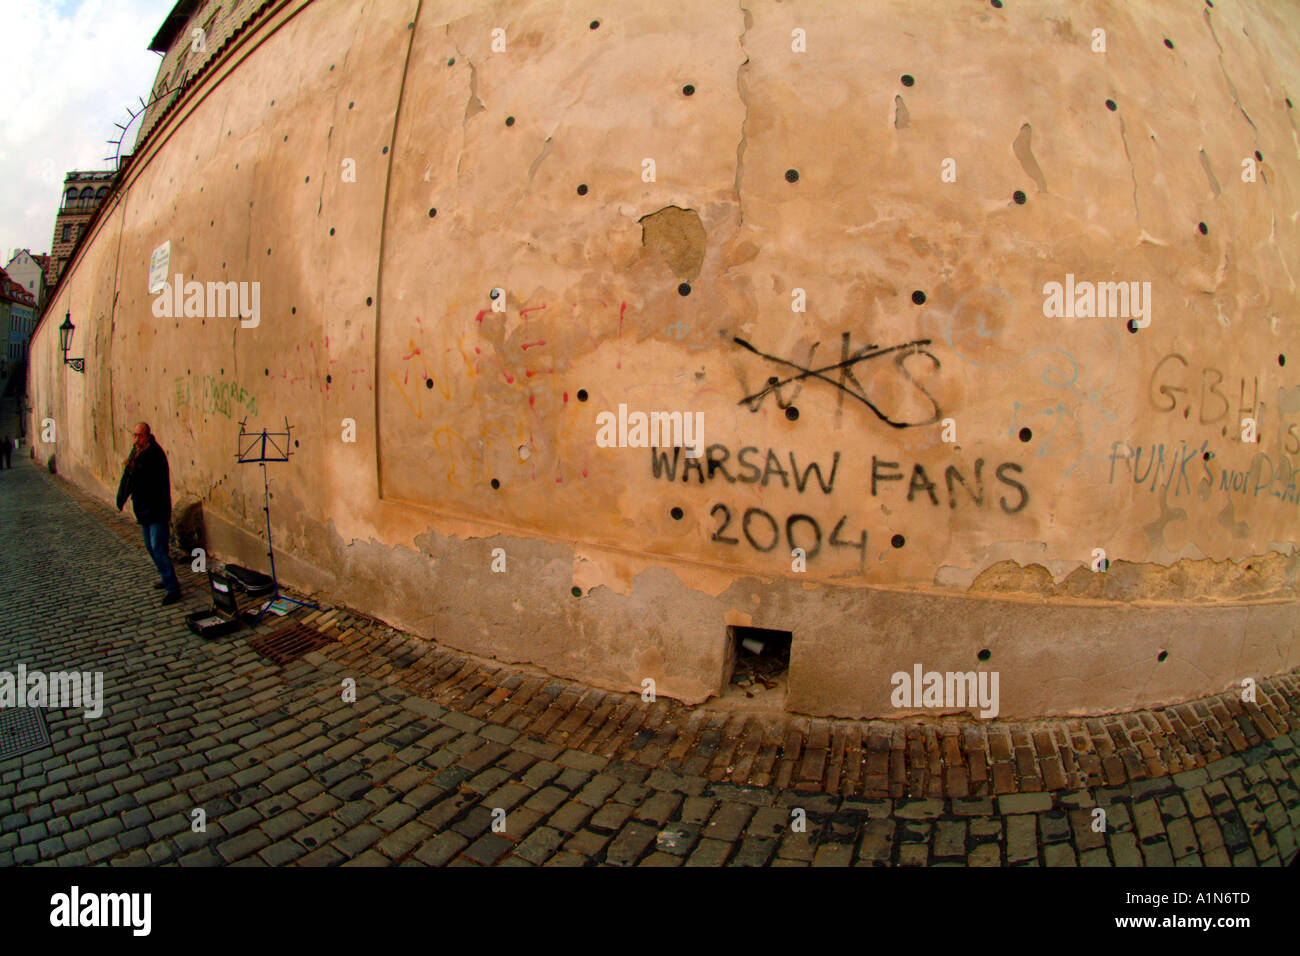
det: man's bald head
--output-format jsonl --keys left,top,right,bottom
{"left": 132, "top": 422, "right": 152, "bottom": 452}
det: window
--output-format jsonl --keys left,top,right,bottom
{"left": 61, "top": 224, "right": 70, "bottom": 241}
{"left": 64, "top": 188, "right": 77, "bottom": 208}
{"left": 96, "top": 187, "right": 108, "bottom": 201}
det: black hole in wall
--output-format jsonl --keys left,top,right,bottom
{"left": 366, "top": 297, "right": 373, "bottom": 306}
{"left": 447, "top": 58, "right": 455, "bottom": 66}
{"left": 1203, "top": 451, "right": 1213, "bottom": 461}
{"left": 571, "top": 586, "right": 582, "bottom": 597}
{"left": 1157, "top": 650, "right": 1168, "bottom": 662}
{"left": 991, "top": 0, "right": 1003, "bottom": 7}
{"left": 589, "top": 19, "right": 599, "bottom": 29}
{"left": 428, "top": 208, "right": 436, "bottom": 218}
{"left": 678, "top": 282, "right": 691, "bottom": 296}
{"left": 911, "top": 290, "right": 926, "bottom": 305}
{"left": 576, "top": 183, "right": 588, "bottom": 195}
{"left": 326, "top": 375, "right": 331, "bottom": 383}
{"left": 1164, "top": 38, "right": 1174, "bottom": 49}
{"left": 490, "top": 288, "right": 500, "bottom": 299}
{"left": 670, "top": 507, "right": 684, "bottom": 520}
{"left": 1279, "top": 354, "right": 1286, "bottom": 367}
{"left": 1106, "top": 99, "right": 1117, "bottom": 111}
{"left": 1127, "top": 319, "right": 1141, "bottom": 333}
{"left": 785, "top": 168, "right": 799, "bottom": 183}
{"left": 1198, "top": 222, "right": 1208, "bottom": 235}
{"left": 682, "top": 84, "right": 695, "bottom": 96}
{"left": 294, "top": 439, "right": 299, "bottom": 447}
{"left": 1288, "top": 98, "right": 1294, "bottom": 108}
{"left": 1255, "top": 150, "right": 1262, "bottom": 161}
{"left": 329, "top": 228, "right": 335, "bottom": 235}
{"left": 1019, "top": 427, "right": 1032, "bottom": 442}
{"left": 265, "top": 369, "right": 269, "bottom": 376}
{"left": 977, "top": 648, "right": 991, "bottom": 662}
{"left": 725, "top": 626, "right": 793, "bottom": 697}
{"left": 577, "top": 389, "right": 589, "bottom": 402}
{"left": 1013, "top": 190, "right": 1026, "bottom": 204}
{"left": 490, "top": 478, "right": 500, "bottom": 489}
{"left": 785, "top": 406, "right": 799, "bottom": 421}
{"left": 505, "top": 116, "right": 515, "bottom": 126}
{"left": 901, "top": 74, "right": 914, "bottom": 87}
{"left": 291, "top": 307, "right": 296, "bottom": 314}
{"left": 425, "top": 378, "right": 433, "bottom": 389}
{"left": 891, "top": 534, "right": 905, "bottom": 548}
{"left": 382, "top": 146, "right": 389, "bottom": 154}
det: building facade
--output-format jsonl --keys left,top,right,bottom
{"left": 4, "top": 250, "right": 50, "bottom": 309}
{"left": 0, "top": 268, "right": 37, "bottom": 391}
{"left": 47, "top": 171, "right": 115, "bottom": 290}
{"left": 26, "top": 0, "right": 1300, "bottom": 720}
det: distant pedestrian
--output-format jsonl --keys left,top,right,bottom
{"left": 116, "top": 423, "right": 181, "bottom": 604}
{"left": 0, "top": 435, "right": 11, "bottom": 470}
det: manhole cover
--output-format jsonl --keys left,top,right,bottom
{"left": 248, "top": 624, "right": 336, "bottom": 667}
{"left": 0, "top": 708, "right": 50, "bottom": 761}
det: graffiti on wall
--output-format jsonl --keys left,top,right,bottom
{"left": 175, "top": 374, "right": 259, "bottom": 420}
{"left": 733, "top": 333, "right": 942, "bottom": 427}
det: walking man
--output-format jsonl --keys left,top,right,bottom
{"left": 116, "top": 423, "right": 182, "bottom": 604}
{"left": 0, "top": 435, "right": 11, "bottom": 470}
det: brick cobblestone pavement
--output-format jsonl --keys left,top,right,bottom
{"left": 1, "top": 457, "right": 1298, "bottom": 867}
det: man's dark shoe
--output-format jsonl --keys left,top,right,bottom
{"left": 161, "top": 591, "right": 182, "bottom": 606}
{"left": 153, "top": 581, "right": 165, "bottom": 590}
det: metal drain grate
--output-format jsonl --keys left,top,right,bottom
{"left": 0, "top": 708, "right": 50, "bottom": 761}
{"left": 248, "top": 624, "right": 336, "bottom": 666}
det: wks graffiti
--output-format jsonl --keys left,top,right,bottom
{"left": 733, "top": 333, "right": 942, "bottom": 427}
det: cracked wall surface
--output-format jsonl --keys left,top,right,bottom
{"left": 27, "top": 0, "right": 1300, "bottom": 718}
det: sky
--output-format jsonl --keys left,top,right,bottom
{"left": 0, "top": 0, "right": 176, "bottom": 265}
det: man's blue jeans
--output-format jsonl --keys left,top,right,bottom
{"left": 142, "top": 522, "right": 180, "bottom": 594}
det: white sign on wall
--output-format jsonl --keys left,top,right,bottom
{"left": 148, "top": 241, "right": 171, "bottom": 294}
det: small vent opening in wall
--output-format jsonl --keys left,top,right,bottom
{"left": 723, "top": 626, "right": 792, "bottom": 707}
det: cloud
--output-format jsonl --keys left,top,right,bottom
{"left": 0, "top": 0, "right": 173, "bottom": 263}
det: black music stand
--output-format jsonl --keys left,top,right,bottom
{"left": 236, "top": 417, "right": 319, "bottom": 624}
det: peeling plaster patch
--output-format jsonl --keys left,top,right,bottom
{"left": 639, "top": 206, "right": 707, "bottom": 280}
{"left": 1199, "top": 148, "right": 1222, "bottom": 196}
{"left": 970, "top": 561, "right": 1056, "bottom": 595}
{"left": 969, "top": 552, "right": 1298, "bottom": 604}
{"left": 527, "top": 135, "right": 553, "bottom": 181}
{"left": 724, "top": 609, "right": 753, "bottom": 627}
{"left": 1218, "top": 500, "right": 1251, "bottom": 539}
{"left": 1013, "top": 123, "right": 1047, "bottom": 193}
{"left": 893, "top": 94, "right": 910, "bottom": 129}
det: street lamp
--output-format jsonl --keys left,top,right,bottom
{"left": 59, "top": 312, "right": 84, "bottom": 373}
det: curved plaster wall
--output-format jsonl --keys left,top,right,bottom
{"left": 29, "top": 0, "right": 1300, "bottom": 718}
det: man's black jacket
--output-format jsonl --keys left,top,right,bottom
{"left": 116, "top": 439, "right": 172, "bottom": 525}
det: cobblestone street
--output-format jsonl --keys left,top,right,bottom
{"left": 1, "top": 457, "right": 1298, "bottom": 867}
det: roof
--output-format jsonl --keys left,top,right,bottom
{"left": 0, "top": 268, "right": 36, "bottom": 307}
{"left": 148, "top": 0, "right": 203, "bottom": 53}
{"left": 62, "top": 170, "right": 115, "bottom": 184}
